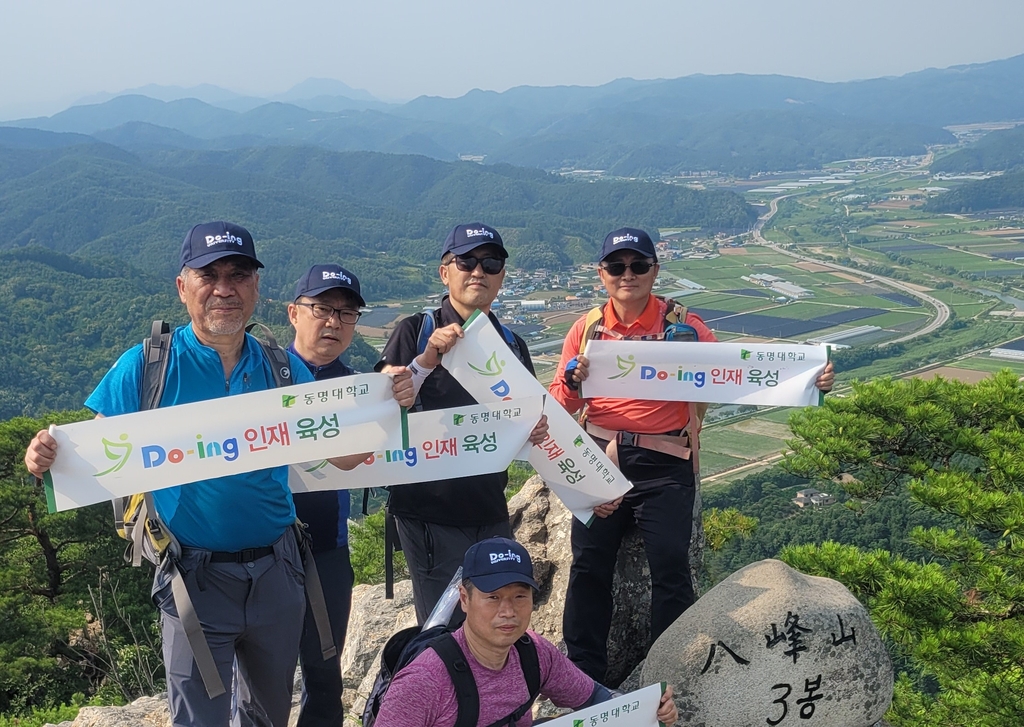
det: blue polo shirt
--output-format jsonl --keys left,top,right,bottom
{"left": 85, "top": 324, "right": 314, "bottom": 551}
{"left": 287, "top": 343, "right": 353, "bottom": 552}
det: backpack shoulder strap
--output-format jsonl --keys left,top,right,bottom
{"left": 580, "top": 304, "right": 605, "bottom": 356}
{"left": 409, "top": 309, "right": 440, "bottom": 416}
{"left": 662, "top": 296, "right": 689, "bottom": 326}
{"left": 140, "top": 320, "right": 172, "bottom": 411}
{"left": 480, "top": 634, "right": 542, "bottom": 727}
{"left": 514, "top": 634, "right": 541, "bottom": 704}
{"left": 416, "top": 309, "right": 439, "bottom": 357}
{"left": 245, "top": 322, "right": 293, "bottom": 387}
{"left": 430, "top": 633, "right": 479, "bottom": 727}
{"left": 499, "top": 324, "right": 524, "bottom": 365}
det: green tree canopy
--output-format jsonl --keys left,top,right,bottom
{"left": 781, "top": 373, "right": 1024, "bottom": 726}
{"left": 0, "top": 413, "right": 156, "bottom": 716}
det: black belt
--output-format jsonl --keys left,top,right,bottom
{"left": 207, "top": 546, "right": 275, "bottom": 563}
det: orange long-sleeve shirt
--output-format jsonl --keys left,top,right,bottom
{"left": 548, "top": 295, "right": 717, "bottom": 434}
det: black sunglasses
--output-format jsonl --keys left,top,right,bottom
{"left": 448, "top": 255, "right": 505, "bottom": 275}
{"left": 600, "top": 260, "right": 655, "bottom": 276}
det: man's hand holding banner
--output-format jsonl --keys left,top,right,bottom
{"left": 443, "top": 311, "right": 632, "bottom": 524}
{"left": 582, "top": 340, "right": 828, "bottom": 407}
{"left": 43, "top": 373, "right": 402, "bottom": 512}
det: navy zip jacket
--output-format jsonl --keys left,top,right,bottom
{"left": 287, "top": 343, "right": 354, "bottom": 553}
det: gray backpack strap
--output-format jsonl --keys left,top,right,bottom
{"left": 148, "top": 492, "right": 225, "bottom": 697}
{"left": 294, "top": 523, "right": 338, "bottom": 660}
{"left": 169, "top": 558, "right": 226, "bottom": 698}
{"left": 245, "top": 322, "right": 293, "bottom": 387}
{"left": 130, "top": 498, "right": 147, "bottom": 567}
{"left": 244, "top": 326, "right": 335, "bottom": 656}
{"left": 139, "top": 321, "right": 227, "bottom": 698}
{"left": 141, "top": 321, "right": 172, "bottom": 410}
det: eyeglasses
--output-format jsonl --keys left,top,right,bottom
{"left": 296, "top": 303, "right": 362, "bottom": 324}
{"left": 447, "top": 255, "right": 505, "bottom": 275}
{"left": 600, "top": 260, "right": 656, "bottom": 277}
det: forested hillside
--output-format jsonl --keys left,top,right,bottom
{"left": 0, "top": 140, "right": 754, "bottom": 419}
{"left": 931, "top": 124, "right": 1024, "bottom": 173}
{"left": 0, "top": 141, "right": 756, "bottom": 298}
{"left": 485, "top": 109, "right": 951, "bottom": 176}
{"left": 924, "top": 170, "right": 1024, "bottom": 213}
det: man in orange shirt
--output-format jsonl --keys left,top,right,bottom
{"left": 549, "top": 227, "right": 834, "bottom": 682}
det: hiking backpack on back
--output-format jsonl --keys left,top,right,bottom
{"left": 108, "top": 319, "right": 329, "bottom": 700}
{"left": 362, "top": 625, "right": 541, "bottom": 727}
{"left": 112, "top": 320, "right": 294, "bottom": 567}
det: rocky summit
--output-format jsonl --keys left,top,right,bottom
{"left": 642, "top": 558, "right": 893, "bottom": 727}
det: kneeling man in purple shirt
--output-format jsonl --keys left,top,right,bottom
{"left": 373, "top": 537, "right": 678, "bottom": 727}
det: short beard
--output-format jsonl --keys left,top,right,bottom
{"left": 202, "top": 310, "right": 245, "bottom": 336}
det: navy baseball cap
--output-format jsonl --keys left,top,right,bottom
{"left": 179, "top": 221, "right": 264, "bottom": 270}
{"left": 294, "top": 264, "right": 366, "bottom": 307}
{"left": 599, "top": 227, "right": 657, "bottom": 262}
{"left": 442, "top": 223, "right": 508, "bottom": 259}
{"left": 462, "top": 537, "right": 538, "bottom": 593}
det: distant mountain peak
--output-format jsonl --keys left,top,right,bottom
{"left": 273, "top": 78, "right": 379, "bottom": 104}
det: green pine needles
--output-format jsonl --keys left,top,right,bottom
{"left": 782, "top": 371, "right": 1024, "bottom": 726}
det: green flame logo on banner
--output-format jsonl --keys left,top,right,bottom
{"left": 607, "top": 354, "right": 637, "bottom": 380}
{"left": 94, "top": 434, "right": 133, "bottom": 477}
{"left": 468, "top": 350, "right": 505, "bottom": 376}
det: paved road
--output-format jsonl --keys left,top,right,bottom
{"left": 751, "top": 195, "right": 950, "bottom": 345}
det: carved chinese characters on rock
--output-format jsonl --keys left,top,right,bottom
{"left": 641, "top": 558, "right": 894, "bottom": 727}
{"left": 761, "top": 613, "right": 859, "bottom": 724}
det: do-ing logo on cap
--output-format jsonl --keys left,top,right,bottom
{"left": 489, "top": 549, "right": 522, "bottom": 564}
{"left": 205, "top": 232, "right": 244, "bottom": 248}
{"left": 465, "top": 228, "right": 494, "bottom": 239}
{"left": 323, "top": 270, "right": 352, "bottom": 284}
{"left": 612, "top": 233, "right": 638, "bottom": 245}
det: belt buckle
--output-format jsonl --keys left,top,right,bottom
{"left": 239, "top": 548, "right": 255, "bottom": 562}
{"left": 619, "top": 431, "right": 637, "bottom": 447}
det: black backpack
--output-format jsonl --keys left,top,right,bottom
{"left": 362, "top": 625, "right": 542, "bottom": 727}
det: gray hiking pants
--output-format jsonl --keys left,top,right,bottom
{"left": 153, "top": 531, "right": 306, "bottom": 727}
{"left": 394, "top": 515, "right": 512, "bottom": 625}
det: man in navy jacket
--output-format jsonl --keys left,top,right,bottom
{"left": 284, "top": 263, "right": 413, "bottom": 727}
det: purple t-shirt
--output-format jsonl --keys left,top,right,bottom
{"left": 374, "top": 628, "right": 594, "bottom": 727}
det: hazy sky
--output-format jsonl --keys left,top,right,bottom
{"left": 3, "top": 0, "right": 1023, "bottom": 119}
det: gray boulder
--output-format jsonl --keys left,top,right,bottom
{"left": 642, "top": 558, "right": 893, "bottom": 727}
{"left": 64, "top": 696, "right": 169, "bottom": 727}
{"left": 340, "top": 579, "right": 416, "bottom": 714}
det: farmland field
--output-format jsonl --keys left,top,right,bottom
{"left": 699, "top": 451, "right": 748, "bottom": 477}
{"left": 701, "top": 428, "right": 787, "bottom": 459}
{"left": 948, "top": 355, "right": 1024, "bottom": 376}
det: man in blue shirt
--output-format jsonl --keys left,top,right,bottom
{"left": 279, "top": 263, "right": 413, "bottom": 727}
{"left": 24, "top": 223, "right": 366, "bottom": 727}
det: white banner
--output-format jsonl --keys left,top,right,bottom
{"left": 443, "top": 312, "right": 631, "bottom": 524}
{"left": 542, "top": 683, "right": 666, "bottom": 727}
{"left": 43, "top": 373, "right": 403, "bottom": 513}
{"left": 289, "top": 397, "right": 544, "bottom": 492}
{"left": 581, "top": 340, "right": 828, "bottom": 407}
